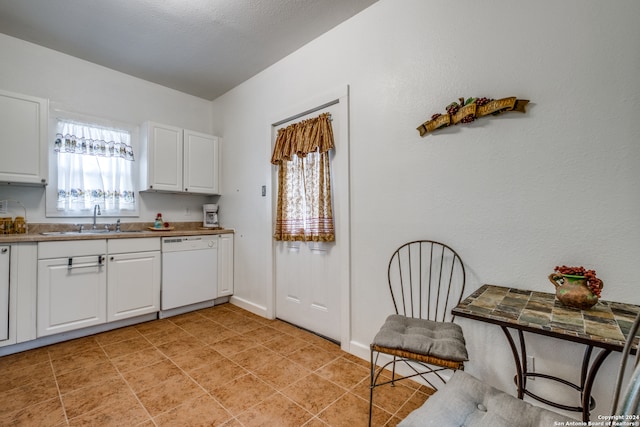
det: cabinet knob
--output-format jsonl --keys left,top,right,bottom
{"left": 110, "top": 256, "right": 115, "bottom": 261}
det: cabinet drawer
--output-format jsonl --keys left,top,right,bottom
{"left": 108, "top": 238, "right": 160, "bottom": 254}
{"left": 39, "top": 240, "right": 107, "bottom": 259}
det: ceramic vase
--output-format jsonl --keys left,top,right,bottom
{"left": 548, "top": 273, "right": 599, "bottom": 310}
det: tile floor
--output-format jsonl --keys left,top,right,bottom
{"left": 0, "top": 304, "right": 434, "bottom": 426}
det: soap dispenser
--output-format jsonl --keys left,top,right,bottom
{"left": 154, "top": 213, "right": 163, "bottom": 228}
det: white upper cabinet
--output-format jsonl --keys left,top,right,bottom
{"left": 184, "top": 130, "right": 220, "bottom": 194}
{"left": 140, "top": 122, "right": 183, "bottom": 192}
{"left": 141, "top": 121, "right": 220, "bottom": 195}
{"left": 0, "top": 89, "right": 48, "bottom": 186}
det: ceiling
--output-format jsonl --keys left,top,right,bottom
{"left": 0, "top": 0, "right": 377, "bottom": 100}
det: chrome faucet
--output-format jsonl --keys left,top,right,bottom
{"left": 92, "top": 204, "right": 101, "bottom": 229}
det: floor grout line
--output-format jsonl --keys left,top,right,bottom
{"left": 1, "top": 304, "right": 431, "bottom": 426}
{"left": 49, "top": 350, "right": 70, "bottom": 426}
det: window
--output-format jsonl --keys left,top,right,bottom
{"left": 271, "top": 113, "right": 335, "bottom": 242}
{"left": 46, "top": 116, "right": 138, "bottom": 217}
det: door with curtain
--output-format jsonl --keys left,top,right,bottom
{"left": 272, "top": 101, "right": 347, "bottom": 343}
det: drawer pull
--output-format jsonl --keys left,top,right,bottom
{"left": 67, "top": 255, "right": 105, "bottom": 270}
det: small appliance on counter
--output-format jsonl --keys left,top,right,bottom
{"left": 203, "top": 204, "right": 219, "bottom": 228}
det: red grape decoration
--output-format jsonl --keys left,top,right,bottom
{"left": 553, "top": 265, "right": 603, "bottom": 298}
{"left": 416, "top": 96, "right": 529, "bottom": 137}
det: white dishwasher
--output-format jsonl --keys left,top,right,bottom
{"left": 160, "top": 236, "right": 217, "bottom": 318}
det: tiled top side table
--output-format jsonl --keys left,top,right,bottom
{"left": 452, "top": 284, "right": 640, "bottom": 422}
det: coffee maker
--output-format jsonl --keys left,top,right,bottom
{"left": 202, "top": 204, "right": 219, "bottom": 228}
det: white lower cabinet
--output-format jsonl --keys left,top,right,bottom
{"left": 1, "top": 246, "right": 11, "bottom": 342}
{"left": 37, "top": 238, "right": 160, "bottom": 337}
{"left": 217, "top": 233, "right": 234, "bottom": 297}
{"left": 0, "top": 243, "right": 37, "bottom": 349}
{"left": 37, "top": 240, "right": 107, "bottom": 337}
{"left": 107, "top": 238, "right": 160, "bottom": 322}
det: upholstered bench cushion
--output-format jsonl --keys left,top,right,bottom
{"left": 398, "top": 371, "right": 576, "bottom": 427}
{"left": 372, "top": 315, "right": 468, "bottom": 362}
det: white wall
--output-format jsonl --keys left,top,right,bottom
{"left": 0, "top": 33, "right": 216, "bottom": 224}
{"left": 1, "top": 0, "right": 639, "bottom": 419}
{"left": 212, "top": 0, "right": 640, "bottom": 418}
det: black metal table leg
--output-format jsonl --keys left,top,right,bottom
{"left": 499, "top": 326, "right": 613, "bottom": 422}
{"left": 581, "top": 348, "right": 611, "bottom": 421}
{"left": 501, "top": 326, "right": 525, "bottom": 398}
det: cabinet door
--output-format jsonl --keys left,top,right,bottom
{"left": 0, "top": 247, "right": 9, "bottom": 342}
{"left": 0, "top": 90, "right": 48, "bottom": 185}
{"left": 145, "top": 122, "right": 183, "bottom": 192}
{"left": 217, "top": 234, "right": 234, "bottom": 297}
{"left": 184, "top": 130, "right": 220, "bottom": 194}
{"left": 107, "top": 251, "right": 160, "bottom": 322}
{"left": 37, "top": 256, "right": 107, "bottom": 337}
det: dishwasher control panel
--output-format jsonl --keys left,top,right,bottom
{"left": 162, "top": 236, "right": 217, "bottom": 252}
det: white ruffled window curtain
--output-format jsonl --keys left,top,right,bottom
{"left": 54, "top": 119, "right": 136, "bottom": 214}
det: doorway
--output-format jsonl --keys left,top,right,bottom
{"left": 270, "top": 89, "right": 350, "bottom": 345}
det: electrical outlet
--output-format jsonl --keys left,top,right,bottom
{"left": 527, "top": 356, "right": 535, "bottom": 379}
{"left": 185, "top": 207, "right": 191, "bottom": 216}
{"left": 0, "top": 200, "right": 6, "bottom": 215}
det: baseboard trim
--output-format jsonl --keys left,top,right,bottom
{"left": 229, "top": 296, "right": 270, "bottom": 318}
{"left": 0, "top": 313, "right": 158, "bottom": 357}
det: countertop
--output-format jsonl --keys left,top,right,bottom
{"left": 0, "top": 222, "right": 233, "bottom": 243}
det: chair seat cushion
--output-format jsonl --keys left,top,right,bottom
{"left": 372, "top": 314, "right": 468, "bottom": 362}
{"left": 398, "top": 370, "right": 577, "bottom": 427}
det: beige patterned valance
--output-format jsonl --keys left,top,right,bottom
{"left": 271, "top": 113, "right": 334, "bottom": 164}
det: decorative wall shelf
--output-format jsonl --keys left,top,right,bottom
{"left": 417, "top": 96, "right": 529, "bottom": 137}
